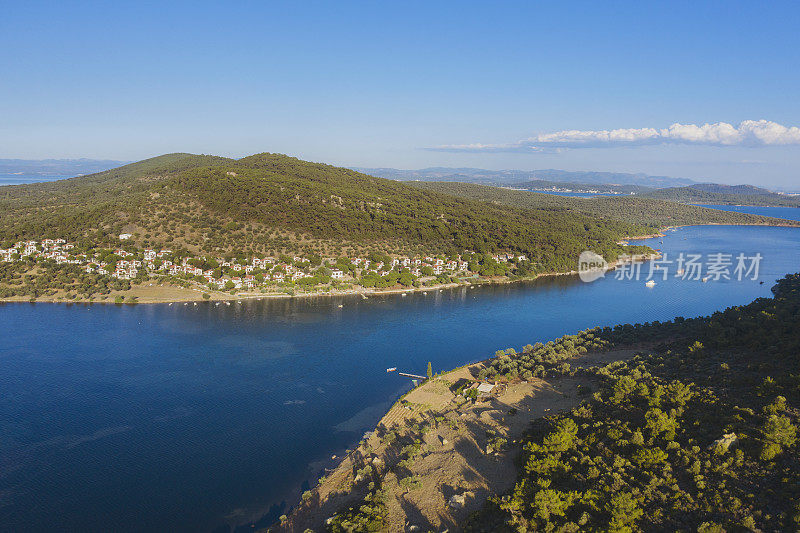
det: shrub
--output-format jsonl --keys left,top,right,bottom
{"left": 398, "top": 475, "right": 422, "bottom": 490}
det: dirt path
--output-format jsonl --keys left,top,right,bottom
{"left": 279, "top": 348, "right": 639, "bottom": 533}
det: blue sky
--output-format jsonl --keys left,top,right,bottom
{"left": 2, "top": 1, "right": 799, "bottom": 187}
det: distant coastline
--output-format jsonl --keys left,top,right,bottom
{"left": 0, "top": 259, "right": 645, "bottom": 305}
{"left": 0, "top": 249, "right": 660, "bottom": 305}
{"left": 692, "top": 202, "right": 800, "bottom": 209}
{"left": 4, "top": 221, "right": 800, "bottom": 305}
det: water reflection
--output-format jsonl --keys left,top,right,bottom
{"left": 0, "top": 223, "right": 799, "bottom": 532}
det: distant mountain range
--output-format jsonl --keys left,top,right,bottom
{"left": 409, "top": 181, "right": 791, "bottom": 228}
{"left": 4, "top": 159, "right": 796, "bottom": 207}
{"left": 354, "top": 167, "right": 697, "bottom": 188}
{"left": 356, "top": 167, "right": 800, "bottom": 206}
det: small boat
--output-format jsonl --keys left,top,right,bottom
{"left": 645, "top": 280, "right": 656, "bottom": 288}
{"left": 337, "top": 304, "right": 343, "bottom": 308}
{"left": 401, "top": 293, "right": 407, "bottom": 297}
{"left": 702, "top": 277, "right": 709, "bottom": 282}
{"left": 386, "top": 367, "right": 397, "bottom": 373}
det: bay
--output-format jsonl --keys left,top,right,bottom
{"left": 1, "top": 213, "right": 799, "bottom": 532}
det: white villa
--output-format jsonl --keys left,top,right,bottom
{"left": 0, "top": 238, "right": 534, "bottom": 292}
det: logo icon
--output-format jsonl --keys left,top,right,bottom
{"left": 578, "top": 251, "right": 608, "bottom": 283}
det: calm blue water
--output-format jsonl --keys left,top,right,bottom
{"left": 0, "top": 174, "right": 73, "bottom": 185}
{"left": 694, "top": 203, "right": 800, "bottom": 222}
{"left": 2, "top": 219, "right": 800, "bottom": 532}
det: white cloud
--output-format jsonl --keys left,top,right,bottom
{"left": 432, "top": 120, "right": 800, "bottom": 152}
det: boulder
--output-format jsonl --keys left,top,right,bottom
{"left": 448, "top": 494, "right": 466, "bottom": 509}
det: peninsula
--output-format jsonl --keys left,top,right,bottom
{"left": 281, "top": 274, "right": 800, "bottom": 532}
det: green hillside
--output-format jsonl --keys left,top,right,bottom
{"left": 0, "top": 153, "right": 655, "bottom": 273}
{"left": 643, "top": 185, "right": 800, "bottom": 207}
{"left": 408, "top": 181, "right": 798, "bottom": 228}
{"left": 317, "top": 274, "right": 800, "bottom": 533}
{"left": 465, "top": 273, "right": 800, "bottom": 532}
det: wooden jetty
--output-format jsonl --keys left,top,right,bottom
{"left": 397, "top": 372, "right": 427, "bottom": 379}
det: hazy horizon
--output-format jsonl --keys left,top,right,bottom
{"left": 3, "top": 156, "right": 800, "bottom": 191}
{"left": 2, "top": 2, "right": 799, "bottom": 188}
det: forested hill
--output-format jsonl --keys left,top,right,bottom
{"left": 295, "top": 274, "right": 800, "bottom": 533}
{"left": 465, "top": 273, "right": 800, "bottom": 532}
{"left": 0, "top": 152, "right": 655, "bottom": 272}
{"left": 642, "top": 184, "right": 800, "bottom": 207}
{"left": 408, "top": 181, "right": 798, "bottom": 229}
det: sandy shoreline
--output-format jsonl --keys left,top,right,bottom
{"left": 278, "top": 346, "right": 645, "bottom": 532}
{"left": 0, "top": 264, "right": 634, "bottom": 305}
{"left": 2, "top": 222, "right": 796, "bottom": 305}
